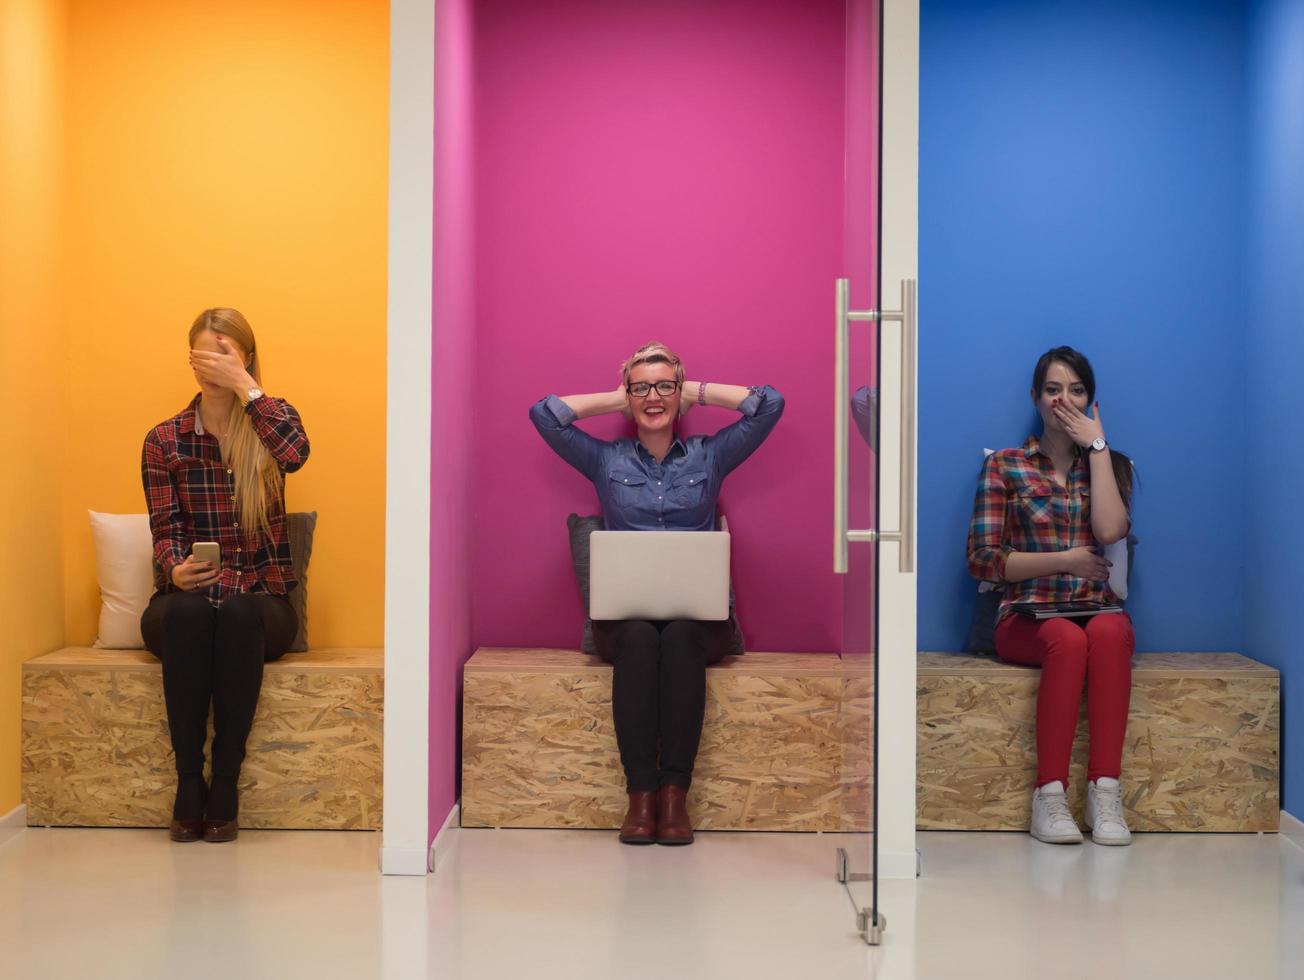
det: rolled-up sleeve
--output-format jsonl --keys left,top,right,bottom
{"left": 705, "top": 385, "right": 785, "bottom": 479}
{"left": 851, "top": 386, "right": 878, "bottom": 452}
{"left": 245, "top": 396, "right": 310, "bottom": 473}
{"left": 967, "top": 454, "right": 1012, "bottom": 583}
{"left": 529, "top": 395, "right": 606, "bottom": 481}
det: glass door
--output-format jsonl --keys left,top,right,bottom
{"left": 833, "top": 0, "right": 918, "bottom": 946}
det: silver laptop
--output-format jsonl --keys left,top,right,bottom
{"left": 589, "top": 530, "right": 731, "bottom": 621}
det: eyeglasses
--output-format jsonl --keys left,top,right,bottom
{"left": 627, "top": 380, "right": 681, "bottom": 398}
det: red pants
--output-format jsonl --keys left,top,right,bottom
{"left": 994, "top": 612, "right": 1134, "bottom": 788}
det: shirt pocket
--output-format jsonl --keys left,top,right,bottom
{"left": 1017, "top": 484, "right": 1057, "bottom": 526}
{"left": 607, "top": 467, "right": 648, "bottom": 508}
{"left": 1075, "top": 483, "right": 1091, "bottom": 523}
{"left": 670, "top": 468, "right": 709, "bottom": 508}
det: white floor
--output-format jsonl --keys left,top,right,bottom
{"left": 1, "top": 825, "right": 1300, "bottom": 980}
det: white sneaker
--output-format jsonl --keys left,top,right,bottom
{"left": 1031, "top": 781, "right": 1083, "bottom": 844}
{"left": 1086, "top": 778, "right": 1133, "bottom": 846}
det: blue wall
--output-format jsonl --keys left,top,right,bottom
{"left": 1245, "top": 0, "right": 1304, "bottom": 812}
{"left": 919, "top": 0, "right": 1247, "bottom": 652}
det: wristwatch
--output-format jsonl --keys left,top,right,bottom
{"left": 244, "top": 386, "right": 265, "bottom": 405}
{"left": 1090, "top": 437, "right": 1107, "bottom": 454}
{"left": 697, "top": 382, "right": 708, "bottom": 407}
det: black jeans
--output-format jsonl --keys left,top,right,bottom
{"left": 592, "top": 619, "right": 733, "bottom": 793}
{"left": 141, "top": 591, "right": 298, "bottom": 780}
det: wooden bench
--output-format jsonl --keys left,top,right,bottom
{"left": 461, "top": 648, "right": 870, "bottom": 832}
{"left": 22, "top": 646, "right": 383, "bottom": 830}
{"left": 917, "top": 652, "right": 1280, "bottom": 832}
{"left": 463, "top": 648, "right": 1280, "bottom": 834}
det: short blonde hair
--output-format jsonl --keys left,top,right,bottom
{"left": 621, "top": 341, "right": 684, "bottom": 388}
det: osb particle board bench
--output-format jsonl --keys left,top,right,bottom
{"left": 917, "top": 652, "right": 1279, "bottom": 832}
{"left": 461, "top": 648, "right": 871, "bottom": 832}
{"left": 22, "top": 646, "right": 383, "bottom": 830}
{"left": 463, "top": 648, "right": 1279, "bottom": 835}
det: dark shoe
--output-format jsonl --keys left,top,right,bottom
{"left": 619, "top": 790, "right": 658, "bottom": 845}
{"left": 202, "top": 819, "right": 239, "bottom": 843}
{"left": 169, "top": 819, "right": 204, "bottom": 843}
{"left": 204, "top": 773, "right": 239, "bottom": 842}
{"left": 656, "top": 785, "right": 694, "bottom": 845}
{"left": 170, "top": 773, "right": 207, "bottom": 842}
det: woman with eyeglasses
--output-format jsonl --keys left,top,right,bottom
{"left": 530, "top": 342, "right": 784, "bottom": 845}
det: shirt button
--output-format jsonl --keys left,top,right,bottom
{"left": 230, "top": 495, "right": 236, "bottom": 502}
{"left": 233, "top": 522, "right": 239, "bottom": 529}
{"left": 657, "top": 496, "right": 662, "bottom": 501}
{"left": 657, "top": 481, "right": 662, "bottom": 486}
{"left": 235, "top": 547, "right": 242, "bottom": 554}
{"left": 227, "top": 468, "right": 233, "bottom": 475}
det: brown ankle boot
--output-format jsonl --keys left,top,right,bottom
{"left": 656, "top": 785, "right": 693, "bottom": 845}
{"left": 619, "top": 790, "right": 658, "bottom": 844}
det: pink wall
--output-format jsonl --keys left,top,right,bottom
{"left": 841, "top": 0, "right": 880, "bottom": 656}
{"left": 471, "top": 0, "right": 853, "bottom": 653}
{"left": 429, "top": 0, "right": 476, "bottom": 838}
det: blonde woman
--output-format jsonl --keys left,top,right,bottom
{"left": 140, "top": 308, "right": 309, "bottom": 843}
{"left": 530, "top": 342, "right": 784, "bottom": 845}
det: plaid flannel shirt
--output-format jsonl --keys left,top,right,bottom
{"left": 967, "top": 435, "right": 1126, "bottom": 621}
{"left": 142, "top": 393, "right": 309, "bottom": 605}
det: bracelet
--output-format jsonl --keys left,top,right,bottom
{"left": 697, "top": 382, "right": 708, "bottom": 407}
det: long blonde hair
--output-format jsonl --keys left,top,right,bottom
{"left": 189, "top": 308, "right": 282, "bottom": 543}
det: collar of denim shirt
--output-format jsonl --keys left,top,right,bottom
{"left": 632, "top": 436, "right": 689, "bottom": 465}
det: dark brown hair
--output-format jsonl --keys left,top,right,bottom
{"left": 1032, "top": 346, "right": 1134, "bottom": 506}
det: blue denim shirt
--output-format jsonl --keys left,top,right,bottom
{"left": 529, "top": 386, "right": 785, "bottom": 531}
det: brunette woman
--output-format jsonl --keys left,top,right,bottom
{"left": 967, "top": 346, "right": 1135, "bottom": 846}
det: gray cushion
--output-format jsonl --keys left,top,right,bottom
{"left": 566, "top": 514, "right": 604, "bottom": 654}
{"left": 966, "top": 586, "right": 1003, "bottom": 654}
{"left": 286, "top": 511, "right": 316, "bottom": 653}
{"left": 567, "top": 513, "right": 744, "bottom": 657}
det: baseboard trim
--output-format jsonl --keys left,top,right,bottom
{"left": 379, "top": 846, "right": 430, "bottom": 876}
{"left": 1281, "top": 810, "right": 1304, "bottom": 854}
{"left": 428, "top": 802, "right": 460, "bottom": 873}
{"left": 0, "top": 804, "right": 27, "bottom": 848}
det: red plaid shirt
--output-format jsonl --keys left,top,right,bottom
{"left": 142, "top": 393, "right": 309, "bottom": 604}
{"left": 967, "top": 435, "right": 1126, "bottom": 620}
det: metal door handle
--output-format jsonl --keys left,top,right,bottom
{"left": 833, "top": 277, "right": 916, "bottom": 574}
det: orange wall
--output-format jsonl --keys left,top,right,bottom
{"left": 0, "top": 0, "right": 68, "bottom": 814}
{"left": 61, "top": 0, "right": 389, "bottom": 647}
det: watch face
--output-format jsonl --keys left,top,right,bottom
{"left": 1092, "top": 437, "right": 1106, "bottom": 452}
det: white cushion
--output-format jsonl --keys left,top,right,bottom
{"left": 982, "top": 448, "right": 1129, "bottom": 600}
{"left": 88, "top": 511, "right": 154, "bottom": 649}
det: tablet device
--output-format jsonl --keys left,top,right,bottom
{"left": 1010, "top": 601, "right": 1123, "bottom": 620}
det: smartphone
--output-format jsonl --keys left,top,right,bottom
{"left": 192, "top": 541, "right": 221, "bottom": 570}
